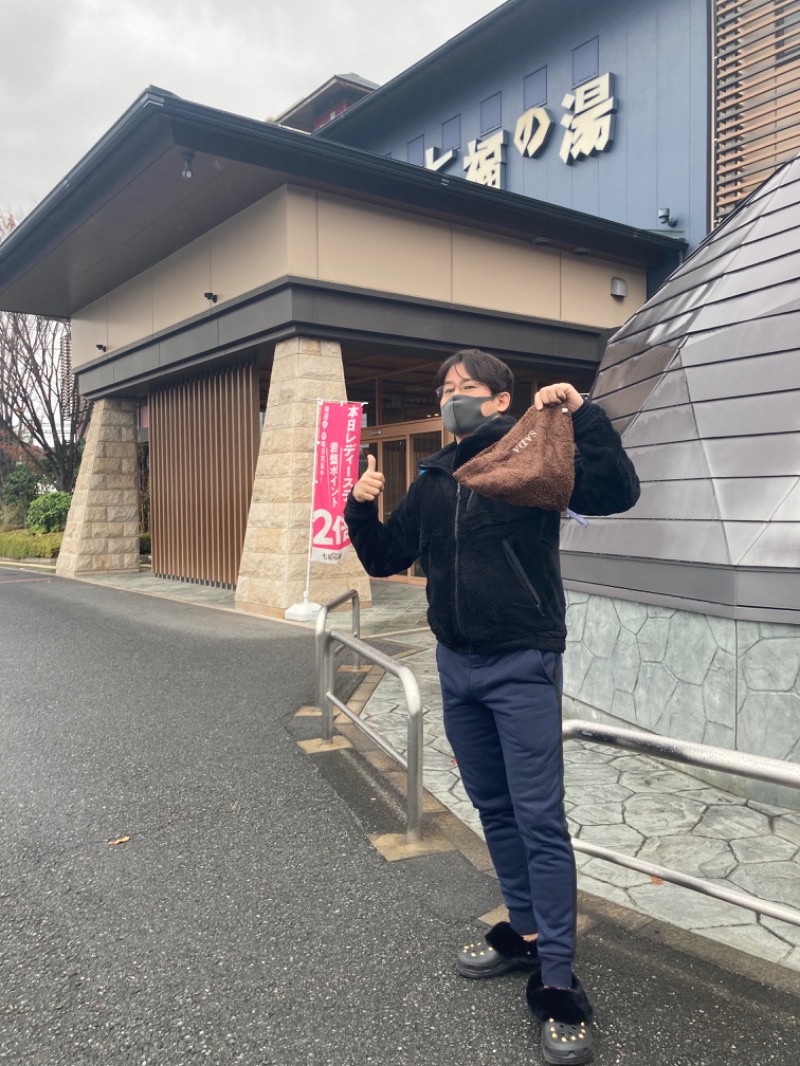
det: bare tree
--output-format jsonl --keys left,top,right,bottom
{"left": 0, "top": 213, "right": 91, "bottom": 494}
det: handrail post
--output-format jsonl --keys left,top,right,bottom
{"left": 315, "top": 607, "right": 329, "bottom": 717}
{"left": 400, "top": 666, "right": 424, "bottom": 842}
{"left": 321, "top": 631, "right": 335, "bottom": 744}
{"left": 314, "top": 618, "right": 425, "bottom": 844}
{"left": 315, "top": 589, "right": 361, "bottom": 708}
{"left": 351, "top": 594, "right": 361, "bottom": 670}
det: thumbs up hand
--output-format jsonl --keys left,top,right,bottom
{"left": 352, "top": 453, "right": 385, "bottom": 502}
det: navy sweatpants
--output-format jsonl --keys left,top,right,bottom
{"left": 437, "top": 644, "right": 577, "bottom": 989}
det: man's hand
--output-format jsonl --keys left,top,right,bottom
{"left": 533, "top": 382, "right": 584, "bottom": 413}
{"left": 352, "top": 453, "right": 385, "bottom": 503}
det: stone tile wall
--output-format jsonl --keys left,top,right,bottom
{"left": 55, "top": 399, "right": 140, "bottom": 577}
{"left": 563, "top": 591, "right": 800, "bottom": 809}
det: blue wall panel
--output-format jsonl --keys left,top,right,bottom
{"left": 330, "top": 0, "right": 709, "bottom": 249}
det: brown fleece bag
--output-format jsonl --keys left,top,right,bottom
{"left": 454, "top": 405, "right": 575, "bottom": 510}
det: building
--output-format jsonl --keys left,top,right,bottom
{"left": 317, "top": 0, "right": 800, "bottom": 239}
{"left": 0, "top": 0, "right": 694, "bottom": 611}
{"left": 0, "top": 2, "right": 798, "bottom": 779}
{"left": 274, "top": 72, "right": 378, "bottom": 133}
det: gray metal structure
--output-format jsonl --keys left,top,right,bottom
{"left": 561, "top": 154, "right": 800, "bottom": 623}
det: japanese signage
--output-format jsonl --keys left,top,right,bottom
{"left": 425, "top": 73, "right": 618, "bottom": 190}
{"left": 311, "top": 400, "right": 364, "bottom": 564}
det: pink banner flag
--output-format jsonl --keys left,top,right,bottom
{"left": 311, "top": 401, "right": 364, "bottom": 564}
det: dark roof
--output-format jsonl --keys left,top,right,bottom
{"left": 561, "top": 153, "right": 800, "bottom": 611}
{"left": 0, "top": 85, "right": 683, "bottom": 319}
{"left": 273, "top": 73, "right": 379, "bottom": 132}
{"left": 316, "top": 0, "right": 533, "bottom": 140}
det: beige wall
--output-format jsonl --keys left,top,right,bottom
{"left": 72, "top": 189, "right": 290, "bottom": 368}
{"left": 72, "top": 183, "right": 647, "bottom": 366}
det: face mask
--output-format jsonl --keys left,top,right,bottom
{"left": 441, "top": 393, "right": 498, "bottom": 436}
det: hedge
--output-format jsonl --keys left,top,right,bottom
{"left": 0, "top": 530, "right": 63, "bottom": 559}
{"left": 0, "top": 532, "right": 153, "bottom": 559}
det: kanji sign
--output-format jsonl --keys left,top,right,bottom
{"left": 311, "top": 401, "right": 364, "bottom": 564}
{"left": 463, "top": 129, "right": 508, "bottom": 187}
{"left": 559, "top": 74, "right": 617, "bottom": 165}
{"left": 423, "top": 72, "right": 619, "bottom": 188}
{"left": 514, "top": 106, "right": 554, "bottom": 158}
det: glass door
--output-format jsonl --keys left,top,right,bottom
{"left": 360, "top": 419, "right": 444, "bottom": 583}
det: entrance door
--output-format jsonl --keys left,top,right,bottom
{"left": 360, "top": 419, "right": 443, "bottom": 583}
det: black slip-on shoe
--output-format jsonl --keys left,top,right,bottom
{"left": 526, "top": 975, "right": 594, "bottom": 1065}
{"left": 456, "top": 921, "right": 541, "bottom": 979}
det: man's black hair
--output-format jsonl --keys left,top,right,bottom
{"left": 435, "top": 349, "right": 515, "bottom": 398}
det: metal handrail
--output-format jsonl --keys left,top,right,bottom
{"left": 564, "top": 719, "right": 800, "bottom": 928}
{"left": 317, "top": 626, "right": 424, "bottom": 843}
{"left": 314, "top": 589, "right": 362, "bottom": 712}
{"left": 311, "top": 591, "right": 800, "bottom": 917}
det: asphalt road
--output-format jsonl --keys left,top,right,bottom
{"left": 1, "top": 568, "right": 799, "bottom": 1066}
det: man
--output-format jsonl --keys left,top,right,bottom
{"left": 344, "top": 349, "right": 639, "bottom": 1065}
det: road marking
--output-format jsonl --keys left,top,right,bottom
{"left": 0, "top": 576, "right": 51, "bottom": 584}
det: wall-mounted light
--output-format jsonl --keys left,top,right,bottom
{"left": 96, "top": 343, "right": 107, "bottom": 352}
{"left": 610, "top": 276, "right": 628, "bottom": 299}
{"left": 181, "top": 152, "right": 194, "bottom": 180}
{"left": 203, "top": 291, "right": 218, "bottom": 304}
{"left": 657, "top": 207, "right": 677, "bottom": 227}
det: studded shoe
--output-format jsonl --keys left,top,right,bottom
{"left": 526, "top": 975, "right": 594, "bottom": 1065}
{"left": 456, "top": 921, "right": 541, "bottom": 979}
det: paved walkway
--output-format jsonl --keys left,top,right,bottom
{"left": 359, "top": 627, "right": 800, "bottom": 976}
{"left": 44, "top": 566, "right": 800, "bottom": 974}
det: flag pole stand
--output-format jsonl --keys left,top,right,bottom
{"left": 285, "top": 400, "right": 323, "bottom": 623}
{"left": 284, "top": 589, "right": 322, "bottom": 622}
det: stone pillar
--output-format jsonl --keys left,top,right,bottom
{"left": 235, "top": 337, "right": 371, "bottom": 618}
{"left": 56, "top": 399, "right": 140, "bottom": 577}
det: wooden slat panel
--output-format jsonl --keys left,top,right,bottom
{"left": 149, "top": 361, "right": 259, "bottom": 588}
{"left": 717, "top": 88, "right": 800, "bottom": 135}
{"left": 717, "top": 122, "right": 800, "bottom": 174}
{"left": 713, "top": 0, "right": 800, "bottom": 222}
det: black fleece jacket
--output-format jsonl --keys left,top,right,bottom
{"left": 344, "top": 401, "right": 639, "bottom": 654}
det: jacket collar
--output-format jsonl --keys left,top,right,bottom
{"left": 420, "top": 414, "right": 516, "bottom": 474}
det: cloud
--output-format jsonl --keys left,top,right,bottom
{"left": 1, "top": 0, "right": 501, "bottom": 213}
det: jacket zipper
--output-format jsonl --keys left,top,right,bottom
{"left": 454, "top": 483, "right": 465, "bottom": 638}
{"left": 501, "top": 538, "right": 545, "bottom": 615}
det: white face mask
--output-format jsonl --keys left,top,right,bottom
{"left": 441, "top": 393, "right": 499, "bottom": 436}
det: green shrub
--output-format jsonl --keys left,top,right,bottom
{"left": 27, "top": 492, "right": 72, "bottom": 534}
{"left": 139, "top": 532, "right": 151, "bottom": 554}
{"left": 0, "top": 530, "right": 62, "bottom": 559}
{"left": 1, "top": 464, "right": 41, "bottom": 528}
{"left": 0, "top": 504, "right": 24, "bottom": 532}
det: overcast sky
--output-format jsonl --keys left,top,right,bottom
{"left": 1, "top": 0, "right": 503, "bottom": 217}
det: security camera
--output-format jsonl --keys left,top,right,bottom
{"left": 657, "top": 207, "right": 676, "bottom": 227}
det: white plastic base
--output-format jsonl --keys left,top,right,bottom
{"left": 284, "top": 600, "right": 322, "bottom": 622}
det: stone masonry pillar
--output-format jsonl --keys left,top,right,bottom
{"left": 235, "top": 337, "right": 371, "bottom": 618}
{"left": 56, "top": 398, "right": 140, "bottom": 577}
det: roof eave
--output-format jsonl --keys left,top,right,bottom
{"left": 0, "top": 89, "right": 684, "bottom": 318}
